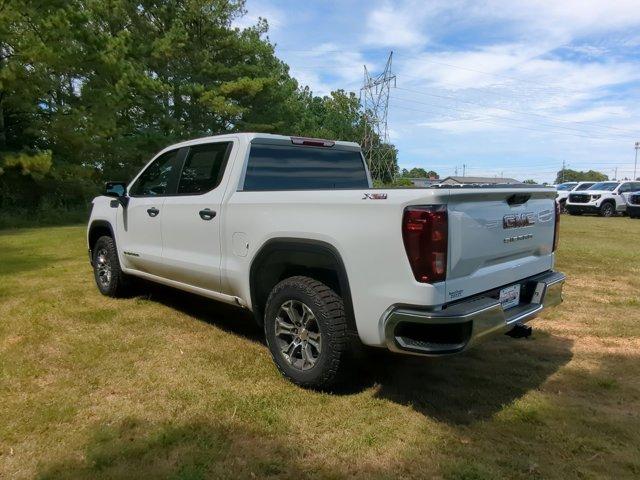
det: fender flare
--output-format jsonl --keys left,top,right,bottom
{"left": 249, "top": 238, "right": 356, "bottom": 332}
{"left": 87, "top": 220, "right": 116, "bottom": 265}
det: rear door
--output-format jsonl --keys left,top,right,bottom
{"left": 117, "top": 149, "right": 183, "bottom": 274}
{"left": 159, "top": 140, "right": 236, "bottom": 291}
{"left": 445, "top": 188, "right": 556, "bottom": 302}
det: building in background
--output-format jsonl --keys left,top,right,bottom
{"left": 406, "top": 177, "right": 440, "bottom": 187}
{"left": 439, "top": 176, "right": 521, "bottom": 186}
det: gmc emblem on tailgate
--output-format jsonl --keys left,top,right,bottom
{"left": 503, "top": 212, "right": 536, "bottom": 229}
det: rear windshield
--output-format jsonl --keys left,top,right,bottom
{"left": 243, "top": 144, "right": 369, "bottom": 191}
{"left": 588, "top": 182, "right": 618, "bottom": 191}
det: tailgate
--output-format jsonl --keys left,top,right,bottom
{"left": 445, "top": 188, "right": 556, "bottom": 302}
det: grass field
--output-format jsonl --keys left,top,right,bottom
{"left": 1, "top": 216, "right": 639, "bottom": 479}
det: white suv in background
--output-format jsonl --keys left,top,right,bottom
{"left": 566, "top": 181, "right": 640, "bottom": 217}
{"left": 556, "top": 181, "right": 595, "bottom": 213}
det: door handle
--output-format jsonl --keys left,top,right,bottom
{"left": 147, "top": 207, "right": 160, "bottom": 217}
{"left": 199, "top": 208, "right": 216, "bottom": 221}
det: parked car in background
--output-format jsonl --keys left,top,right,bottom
{"left": 86, "top": 133, "right": 565, "bottom": 389}
{"left": 556, "top": 181, "right": 595, "bottom": 213}
{"left": 624, "top": 190, "right": 640, "bottom": 218}
{"left": 565, "top": 181, "right": 640, "bottom": 217}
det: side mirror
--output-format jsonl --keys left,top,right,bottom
{"left": 104, "top": 181, "right": 129, "bottom": 208}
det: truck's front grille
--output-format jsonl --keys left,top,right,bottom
{"left": 630, "top": 194, "right": 640, "bottom": 205}
{"left": 569, "top": 193, "right": 590, "bottom": 203}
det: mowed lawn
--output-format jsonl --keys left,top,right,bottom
{"left": 1, "top": 216, "right": 639, "bottom": 480}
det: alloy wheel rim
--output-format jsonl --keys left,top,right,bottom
{"left": 96, "top": 248, "right": 112, "bottom": 287}
{"left": 274, "top": 300, "right": 322, "bottom": 371}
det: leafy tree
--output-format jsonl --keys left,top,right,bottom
{"left": 555, "top": 168, "right": 608, "bottom": 184}
{"left": 522, "top": 179, "right": 537, "bottom": 184}
{"left": 0, "top": 0, "right": 397, "bottom": 215}
{"left": 400, "top": 167, "right": 439, "bottom": 179}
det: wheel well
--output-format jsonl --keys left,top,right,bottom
{"left": 249, "top": 239, "right": 355, "bottom": 331}
{"left": 88, "top": 221, "right": 114, "bottom": 254}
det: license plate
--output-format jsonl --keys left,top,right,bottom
{"left": 499, "top": 284, "right": 521, "bottom": 310}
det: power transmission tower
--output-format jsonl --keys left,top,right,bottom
{"left": 360, "top": 52, "right": 396, "bottom": 182}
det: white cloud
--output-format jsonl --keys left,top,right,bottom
{"left": 362, "top": 2, "right": 430, "bottom": 48}
{"left": 233, "top": 1, "right": 285, "bottom": 31}
{"left": 282, "top": 42, "right": 374, "bottom": 96}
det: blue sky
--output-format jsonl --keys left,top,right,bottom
{"left": 237, "top": 0, "right": 640, "bottom": 183}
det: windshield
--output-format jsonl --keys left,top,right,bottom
{"left": 588, "top": 182, "right": 618, "bottom": 191}
{"left": 557, "top": 183, "right": 577, "bottom": 191}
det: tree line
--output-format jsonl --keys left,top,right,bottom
{"left": 0, "top": 0, "right": 397, "bottom": 218}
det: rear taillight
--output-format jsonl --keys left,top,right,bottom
{"left": 553, "top": 201, "right": 560, "bottom": 251}
{"left": 402, "top": 205, "right": 448, "bottom": 283}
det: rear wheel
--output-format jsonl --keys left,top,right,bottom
{"left": 264, "top": 276, "right": 348, "bottom": 389}
{"left": 92, "top": 236, "right": 132, "bottom": 297}
{"left": 600, "top": 202, "right": 615, "bottom": 217}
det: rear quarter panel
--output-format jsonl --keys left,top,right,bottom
{"left": 223, "top": 189, "right": 450, "bottom": 346}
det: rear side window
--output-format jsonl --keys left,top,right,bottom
{"left": 177, "top": 142, "right": 231, "bottom": 195}
{"left": 130, "top": 149, "right": 182, "bottom": 197}
{"left": 243, "top": 144, "right": 369, "bottom": 191}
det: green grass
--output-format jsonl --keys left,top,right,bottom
{"left": 1, "top": 216, "right": 639, "bottom": 479}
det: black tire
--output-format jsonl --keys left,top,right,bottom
{"left": 599, "top": 202, "right": 615, "bottom": 217}
{"left": 264, "top": 276, "right": 348, "bottom": 389}
{"left": 92, "top": 235, "right": 132, "bottom": 297}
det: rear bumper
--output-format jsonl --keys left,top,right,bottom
{"left": 383, "top": 270, "right": 565, "bottom": 356}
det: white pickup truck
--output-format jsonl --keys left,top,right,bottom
{"left": 87, "top": 133, "right": 565, "bottom": 388}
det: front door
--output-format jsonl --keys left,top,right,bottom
{"left": 160, "top": 140, "right": 235, "bottom": 291}
{"left": 117, "top": 148, "right": 183, "bottom": 275}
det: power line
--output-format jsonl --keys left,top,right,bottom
{"left": 282, "top": 55, "right": 638, "bottom": 133}
{"left": 277, "top": 48, "right": 635, "bottom": 98}
{"left": 394, "top": 86, "right": 639, "bottom": 135}
{"left": 389, "top": 98, "right": 630, "bottom": 142}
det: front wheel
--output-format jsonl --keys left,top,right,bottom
{"left": 92, "top": 236, "right": 132, "bottom": 297}
{"left": 600, "top": 202, "right": 615, "bottom": 217}
{"left": 264, "top": 276, "right": 348, "bottom": 389}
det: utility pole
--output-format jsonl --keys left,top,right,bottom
{"left": 614, "top": 167, "right": 617, "bottom": 180}
{"left": 455, "top": 166, "right": 458, "bottom": 176}
{"left": 360, "top": 52, "right": 396, "bottom": 182}
{"left": 634, "top": 142, "right": 639, "bottom": 180}
{"left": 462, "top": 163, "right": 466, "bottom": 177}
{"left": 561, "top": 159, "right": 566, "bottom": 183}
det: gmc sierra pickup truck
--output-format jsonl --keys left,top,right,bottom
{"left": 88, "top": 133, "right": 565, "bottom": 388}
